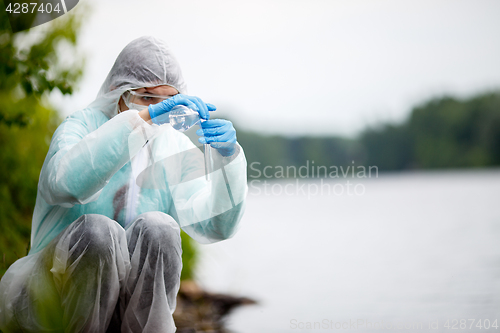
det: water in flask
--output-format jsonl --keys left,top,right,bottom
{"left": 169, "top": 105, "right": 200, "bottom": 132}
{"left": 169, "top": 105, "right": 213, "bottom": 181}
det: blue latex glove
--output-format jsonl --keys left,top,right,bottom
{"left": 196, "top": 119, "right": 237, "bottom": 156}
{"left": 148, "top": 94, "right": 216, "bottom": 125}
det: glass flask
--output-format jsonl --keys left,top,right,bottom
{"left": 169, "top": 105, "right": 213, "bottom": 181}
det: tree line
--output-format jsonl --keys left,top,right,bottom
{"left": 235, "top": 91, "right": 500, "bottom": 177}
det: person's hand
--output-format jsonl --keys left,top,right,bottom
{"left": 196, "top": 119, "right": 237, "bottom": 156}
{"left": 148, "top": 94, "right": 216, "bottom": 125}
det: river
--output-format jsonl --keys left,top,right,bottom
{"left": 196, "top": 169, "right": 500, "bottom": 332}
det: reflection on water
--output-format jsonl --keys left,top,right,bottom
{"left": 195, "top": 170, "right": 500, "bottom": 332}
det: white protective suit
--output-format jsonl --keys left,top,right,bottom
{"left": 0, "top": 36, "right": 247, "bottom": 333}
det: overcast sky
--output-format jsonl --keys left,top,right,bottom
{"left": 50, "top": 0, "right": 500, "bottom": 137}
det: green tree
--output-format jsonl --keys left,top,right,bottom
{"left": 409, "top": 93, "right": 500, "bottom": 168}
{"left": 360, "top": 123, "right": 415, "bottom": 170}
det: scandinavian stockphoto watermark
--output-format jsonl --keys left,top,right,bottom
{"left": 289, "top": 318, "right": 500, "bottom": 330}
{"left": 248, "top": 161, "right": 378, "bottom": 198}
{"left": 290, "top": 318, "right": 426, "bottom": 330}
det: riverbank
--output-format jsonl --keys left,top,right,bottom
{"left": 174, "top": 281, "right": 256, "bottom": 332}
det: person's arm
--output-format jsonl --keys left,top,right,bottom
{"left": 163, "top": 133, "right": 248, "bottom": 243}
{"left": 39, "top": 109, "right": 159, "bottom": 207}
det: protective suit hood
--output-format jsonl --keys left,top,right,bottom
{"left": 88, "top": 36, "right": 188, "bottom": 119}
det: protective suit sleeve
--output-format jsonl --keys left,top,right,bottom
{"left": 165, "top": 135, "right": 248, "bottom": 243}
{"left": 39, "top": 109, "right": 159, "bottom": 207}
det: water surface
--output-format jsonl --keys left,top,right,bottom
{"left": 196, "top": 170, "right": 500, "bottom": 332}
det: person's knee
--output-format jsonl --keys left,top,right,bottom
{"left": 128, "top": 212, "right": 181, "bottom": 253}
{"left": 68, "top": 214, "right": 124, "bottom": 260}
{"left": 134, "top": 211, "right": 179, "bottom": 229}
{"left": 133, "top": 212, "right": 180, "bottom": 242}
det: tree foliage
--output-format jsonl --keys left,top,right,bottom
{"left": 0, "top": 7, "right": 84, "bottom": 276}
{"left": 236, "top": 130, "right": 362, "bottom": 178}
{"left": 361, "top": 92, "right": 500, "bottom": 170}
